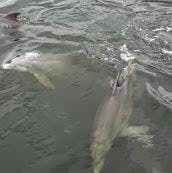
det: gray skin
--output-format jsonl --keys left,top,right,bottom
{"left": 0, "top": 12, "right": 21, "bottom": 28}
{"left": 91, "top": 63, "right": 149, "bottom": 173}
{"left": 2, "top": 51, "right": 85, "bottom": 89}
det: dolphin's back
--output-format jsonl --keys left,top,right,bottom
{"left": 91, "top": 64, "right": 135, "bottom": 173}
{"left": 93, "top": 88, "right": 125, "bottom": 141}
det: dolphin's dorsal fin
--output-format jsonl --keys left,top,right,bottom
{"left": 4, "top": 12, "right": 20, "bottom": 21}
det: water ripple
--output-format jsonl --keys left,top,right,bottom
{"left": 0, "top": 0, "right": 17, "bottom": 8}
{"left": 146, "top": 83, "right": 172, "bottom": 110}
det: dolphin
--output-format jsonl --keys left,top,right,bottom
{"left": 0, "top": 12, "right": 21, "bottom": 28}
{"left": 1, "top": 50, "right": 85, "bottom": 89}
{"left": 91, "top": 62, "right": 149, "bottom": 173}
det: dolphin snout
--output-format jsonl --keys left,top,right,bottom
{"left": 2, "top": 63, "right": 11, "bottom": 69}
{"left": 2, "top": 59, "right": 14, "bottom": 69}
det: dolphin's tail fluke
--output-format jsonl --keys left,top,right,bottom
{"left": 93, "top": 160, "right": 104, "bottom": 173}
{"left": 91, "top": 141, "right": 111, "bottom": 173}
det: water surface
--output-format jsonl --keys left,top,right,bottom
{"left": 0, "top": 0, "right": 172, "bottom": 173}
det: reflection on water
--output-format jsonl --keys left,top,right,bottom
{"left": 0, "top": 0, "right": 172, "bottom": 173}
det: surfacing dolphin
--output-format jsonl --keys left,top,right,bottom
{"left": 91, "top": 62, "right": 149, "bottom": 173}
{"left": 0, "top": 12, "right": 21, "bottom": 28}
{"left": 2, "top": 51, "right": 85, "bottom": 89}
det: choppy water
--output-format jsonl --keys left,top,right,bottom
{"left": 0, "top": 0, "right": 172, "bottom": 173}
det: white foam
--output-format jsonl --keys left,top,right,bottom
{"left": 145, "top": 34, "right": 155, "bottom": 42}
{"left": 166, "top": 27, "right": 172, "bottom": 32}
{"left": 153, "top": 27, "right": 165, "bottom": 32}
{"left": 162, "top": 49, "right": 172, "bottom": 55}
{"left": 25, "top": 52, "right": 40, "bottom": 59}
{"left": 120, "top": 44, "right": 135, "bottom": 61}
{"left": 153, "top": 26, "right": 172, "bottom": 32}
{"left": 25, "top": 52, "right": 40, "bottom": 58}
{"left": 137, "top": 135, "right": 154, "bottom": 148}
